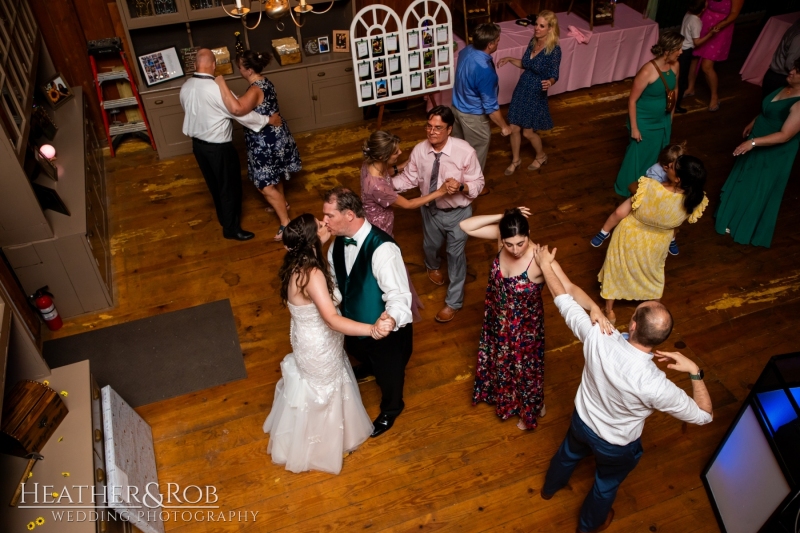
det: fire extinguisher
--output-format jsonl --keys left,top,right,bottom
{"left": 31, "top": 286, "right": 63, "bottom": 331}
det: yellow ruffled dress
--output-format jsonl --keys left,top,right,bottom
{"left": 599, "top": 177, "right": 708, "bottom": 301}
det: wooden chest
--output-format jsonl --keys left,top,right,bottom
{"left": 0, "top": 380, "right": 68, "bottom": 457}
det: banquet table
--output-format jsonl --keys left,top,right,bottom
{"left": 433, "top": 4, "right": 658, "bottom": 107}
{"left": 739, "top": 11, "right": 800, "bottom": 86}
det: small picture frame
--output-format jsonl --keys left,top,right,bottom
{"left": 138, "top": 47, "right": 184, "bottom": 87}
{"left": 360, "top": 82, "right": 374, "bottom": 101}
{"left": 385, "top": 34, "right": 399, "bottom": 54}
{"left": 407, "top": 30, "right": 419, "bottom": 51}
{"left": 318, "top": 36, "right": 330, "bottom": 54}
{"left": 41, "top": 74, "right": 73, "bottom": 109}
{"left": 304, "top": 37, "right": 320, "bottom": 55}
{"left": 388, "top": 55, "right": 401, "bottom": 75}
{"left": 333, "top": 30, "right": 350, "bottom": 53}
{"left": 356, "top": 39, "right": 369, "bottom": 59}
{"left": 373, "top": 58, "right": 386, "bottom": 78}
{"left": 372, "top": 36, "right": 384, "bottom": 57}
{"left": 409, "top": 51, "right": 421, "bottom": 71}
{"left": 425, "top": 69, "right": 437, "bottom": 89}
{"left": 422, "top": 29, "right": 433, "bottom": 49}
{"left": 423, "top": 49, "right": 435, "bottom": 68}
{"left": 358, "top": 61, "right": 372, "bottom": 81}
{"left": 376, "top": 79, "right": 388, "bottom": 99}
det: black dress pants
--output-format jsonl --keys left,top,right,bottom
{"left": 762, "top": 68, "right": 787, "bottom": 100}
{"left": 345, "top": 324, "right": 413, "bottom": 418}
{"left": 192, "top": 138, "right": 243, "bottom": 236}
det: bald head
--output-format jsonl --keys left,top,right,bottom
{"left": 629, "top": 301, "right": 673, "bottom": 348}
{"left": 196, "top": 48, "right": 216, "bottom": 75}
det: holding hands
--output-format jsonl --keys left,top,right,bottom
{"left": 443, "top": 177, "right": 461, "bottom": 194}
{"left": 371, "top": 312, "right": 396, "bottom": 340}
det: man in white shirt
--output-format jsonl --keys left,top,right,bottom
{"left": 323, "top": 188, "right": 413, "bottom": 438}
{"left": 180, "top": 48, "right": 277, "bottom": 241}
{"left": 534, "top": 245, "right": 713, "bottom": 533}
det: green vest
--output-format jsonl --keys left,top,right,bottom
{"left": 332, "top": 226, "right": 395, "bottom": 330}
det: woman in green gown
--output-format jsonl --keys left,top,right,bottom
{"left": 614, "top": 31, "right": 683, "bottom": 197}
{"left": 715, "top": 60, "right": 800, "bottom": 248}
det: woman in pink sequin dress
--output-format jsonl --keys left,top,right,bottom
{"left": 360, "top": 130, "right": 452, "bottom": 321}
{"left": 693, "top": 0, "right": 744, "bottom": 111}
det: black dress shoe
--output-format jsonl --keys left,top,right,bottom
{"left": 674, "top": 106, "right": 688, "bottom": 114}
{"left": 370, "top": 413, "right": 396, "bottom": 438}
{"left": 223, "top": 229, "right": 255, "bottom": 241}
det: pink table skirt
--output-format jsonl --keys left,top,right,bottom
{"left": 432, "top": 4, "right": 658, "bottom": 108}
{"left": 740, "top": 12, "right": 800, "bottom": 86}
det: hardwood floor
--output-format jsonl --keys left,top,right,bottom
{"left": 52, "top": 26, "right": 800, "bottom": 532}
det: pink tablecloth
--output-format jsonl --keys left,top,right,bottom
{"left": 740, "top": 12, "right": 800, "bottom": 86}
{"left": 434, "top": 4, "right": 658, "bottom": 107}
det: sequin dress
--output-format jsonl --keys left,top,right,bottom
{"left": 244, "top": 79, "right": 302, "bottom": 189}
{"left": 263, "top": 300, "right": 373, "bottom": 474}
{"left": 472, "top": 254, "right": 546, "bottom": 429}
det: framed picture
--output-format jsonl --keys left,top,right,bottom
{"left": 385, "top": 34, "right": 399, "bottom": 54}
{"left": 373, "top": 58, "right": 386, "bottom": 78}
{"left": 32, "top": 183, "right": 70, "bottom": 216}
{"left": 388, "top": 55, "right": 401, "bottom": 75}
{"left": 40, "top": 74, "right": 73, "bottom": 109}
{"left": 423, "top": 49, "right": 434, "bottom": 68}
{"left": 425, "top": 69, "right": 437, "bottom": 89}
{"left": 356, "top": 39, "right": 369, "bottom": 59}
{"left": 371, "top": 36, "right": 384, "bottom": 57}
{"left": 333, "top": 30, "right": 350, "bottom": 53}
{"left": 318, "top": 36, "right": 330, "bottom": 54}
{"left": 304, "top": 37, "right": 320, "bottom": 55}
{"left": 138, "top": 47, "right": 184, "bottom": 87}
{"left": 422, "top": 29, "right": 433, "bottom": 48}
{"left": 181, "top": 46, "right": 201, "bottom": 74}
{"left": 376, "top": 79, "right": 388, "bottom": 98}
{"left": 358, "top": 61, "right": 372, "bottom": 81}
{"left": 407, "top": 30, "right": 419, "bottom": 50}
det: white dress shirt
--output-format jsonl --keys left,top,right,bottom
{"left": 179, "top": 74, "right": 269, "bottom": 143}
{"left": 327, "top": 220, "right": 413, "bottom": 330}
{"left": 555, "top": 294, "right": 713, "bottom": 446}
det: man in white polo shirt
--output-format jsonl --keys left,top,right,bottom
{"left": 180, "top": 48, "right": 278, "bottom": 241}
{"left": 533, "top": 245, "right": 713, "bottom": 533}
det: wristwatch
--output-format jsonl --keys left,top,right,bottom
{"left": 751, "top": 139, "right": 756, "bottom": 147}
{"left": 393, "top": 165, "right": 399, "bottom": 175}
{"left": 689, "top": 368, "right": 704, "bottom": 380}
{"left": 458, "top": 183, "right": 465, "bottom": 192}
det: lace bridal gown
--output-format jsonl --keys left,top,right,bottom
{"left": 263, "top": 301, "right": 374, "bottom": 474}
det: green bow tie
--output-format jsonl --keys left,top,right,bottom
{"left": 343, "top": 237, "right": 358, "bottom": 246}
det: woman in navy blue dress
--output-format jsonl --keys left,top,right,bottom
{"left": 498, "top": 11, "right": 561, "bottom": 175}
{"left": 217, "top": 50, "right": 302, "bottom": 241}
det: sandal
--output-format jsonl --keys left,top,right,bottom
{"left": 539, "top": 404, "right": 546, "bottom": 418}
{"left": 504, "top": 160, "right": 522, "bottom": 176}
{"left": 273, "top": 225, "right": 286, "bottom": 242}
{"left": 708, "top": 103, "right": 720, "bottom": 112}
{"left": 528, "top": 153, "right": 548, "bottom": 171}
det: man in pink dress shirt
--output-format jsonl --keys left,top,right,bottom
{"left": 393, "top": 105, "right": 485, "bottom": 323}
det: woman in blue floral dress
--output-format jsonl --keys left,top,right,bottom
{"left": 217, "top": 50, "right": 302, "bottom": 241}
{"left": 498, "top": 10, "right": 561, "bottom": 175}
{"left": 460, "top": 208, "right": 609, "bottom": 430}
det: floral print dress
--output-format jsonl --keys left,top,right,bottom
{"left": 472, "top": 253, "right": 545, "bottom": 429}
{"left": 244, "top": 79, "right": 302, "bottom": 189}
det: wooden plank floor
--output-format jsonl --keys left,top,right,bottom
{"left": 52, "top": 26, "right": 800, "bottom": 532}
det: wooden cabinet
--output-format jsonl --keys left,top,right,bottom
{"left": 1, "top": 89, "right": 113, "bottom": 319}
{"left": 115, "top": 0, "right": 362, "bottom": 159}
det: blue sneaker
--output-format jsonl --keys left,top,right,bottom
{"left": 591, "top": 231, "right": 610, "bottom": 247}
{"left": 668, "top": 239, "right": 679, "bottom": 256}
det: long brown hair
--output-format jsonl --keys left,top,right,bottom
{"left": 278, "top": 214, "right": 335, "bottom": 304}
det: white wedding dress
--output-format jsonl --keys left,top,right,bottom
{"left": 263, "top": 301, "right": 373, "bottom": 474}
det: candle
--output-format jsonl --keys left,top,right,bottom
{"left": 235, "top": 0, "right": 242, "bottom": 9}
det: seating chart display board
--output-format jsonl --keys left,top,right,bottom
{"left": 350, "top": 0, "right": 453, "bottom": 107}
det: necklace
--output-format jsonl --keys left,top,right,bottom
{"left": 369, "top": 162, "right": 385, "bottom": 176}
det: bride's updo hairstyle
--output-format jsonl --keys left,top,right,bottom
{"left": 499, "top": 208, "right": 530, "bottom": 240}
{"left": 278, "top": 213, "right": 335, "bottom": 304}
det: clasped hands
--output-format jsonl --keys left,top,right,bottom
{"left": 440, "top": 177, "right": 461, "bottom": 195}
{"left": 370, "top": 311, "right": 396, "bottom": 340}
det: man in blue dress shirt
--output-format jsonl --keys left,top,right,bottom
{"left": 451, "top": 23, "right": 511, "bottom": 172}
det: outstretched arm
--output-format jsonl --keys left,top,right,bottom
{"left": 393, "top": 179, "right": 452, "bottom": 210}
{"left": 549, "top": 259, "right": 613, "bottom": 334}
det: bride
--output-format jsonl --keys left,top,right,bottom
{"left": 264, "top": 213, "right": 391, "bottom": 474}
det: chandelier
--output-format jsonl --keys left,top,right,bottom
{"left": 222, "top": 0, "right": 334, "bottom": 29}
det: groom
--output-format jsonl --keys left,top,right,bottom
{"left": 323, "top": 187, "right": 414, "bottom": 438}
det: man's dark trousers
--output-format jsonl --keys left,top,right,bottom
{"left": 192, "top": 138, "right": 243, "bottom": 236}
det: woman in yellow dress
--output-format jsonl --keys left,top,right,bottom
{"left": 599, "top": 155, "right": 708, "bottom": 323}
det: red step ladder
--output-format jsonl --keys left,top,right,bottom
{"left": 88, "top": 39, "right": 156, "bottom": 157}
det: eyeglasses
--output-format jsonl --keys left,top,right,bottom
{"left": 425, "top": 124, "right": 447, "bottom": 132}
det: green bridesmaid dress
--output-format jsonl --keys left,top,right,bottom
{"left": 715, "top": 88, "right": 800, "bottom": 248}
{"left": 614, "top": 67, "right": 675, "bottom": 197}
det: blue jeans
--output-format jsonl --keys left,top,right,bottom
{"left": 543, "top": 411, "right": 643, "bottom": 532}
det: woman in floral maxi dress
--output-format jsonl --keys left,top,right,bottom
{"left": 461, "top": 208, "right": 609, "bottom": 430}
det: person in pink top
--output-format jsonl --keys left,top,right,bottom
{"left": 693, "top": 0, "right": 744, "bottom": 112}
{"left": 360, "top": 130, "right": 456, "bottom": 321}
{"left": 392, "top": 106, "right": 485, "bottom": 323}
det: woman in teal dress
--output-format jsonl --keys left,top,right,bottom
{"left": 614, "top": 31, "right": 683, "bottom": 197}
{"left": 715, "top": 60, "right": 800, "bottom": 247}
